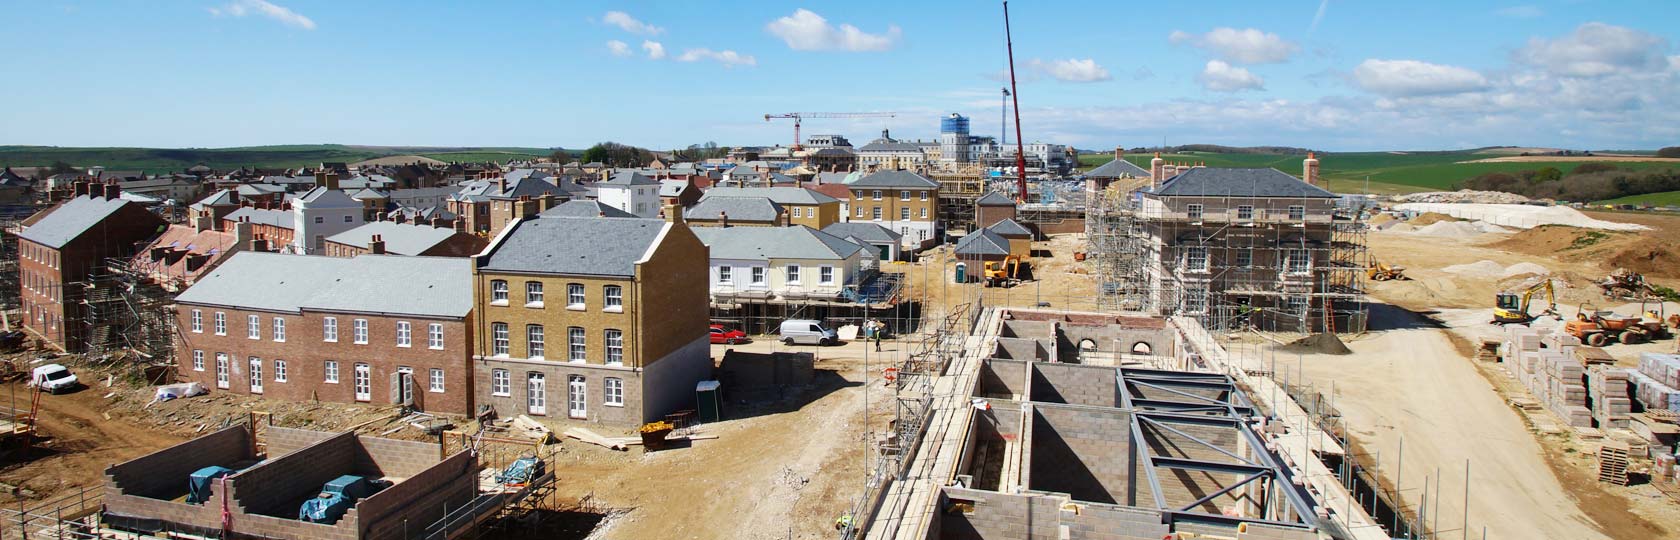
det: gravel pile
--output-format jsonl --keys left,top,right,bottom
{"left": 1398, "top": 190, "right": 1532, "bottom": 204}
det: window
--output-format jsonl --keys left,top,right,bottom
{"left": 1186, "top": 246, "right": 1209, "bottom": 272}
{"left": 820, "top": 266, "right": 835, "bottom": 285}
{"left": 900, "top": 190, "right": 910, "bottom": 201}
{"left": 191, "top": 310, "right": 203, "bottom": 333}
{"left": 215, "top": 354, "right": 229, "bottom": 388}
{"left": 791, "top": 207, "right": 802, "bottom": 218}
{"left": 920, "top": 190, "right": 928, "bottom": 201}
{"left": 751, "top": 267, "right": 766, "bottom": 285}
{"left": 1286, "top": 296, "right": 1310, "bottom": 315}
{"left": 314, "top": 216, "right": 324, "bottom": 224}
{"left": 856, "top": 206, "right": 865, "bottom": 218}
{"left": 272, "top": 317, "right": 285, "bottom": 342}
{"left": 605, "top": 329, "right": 624, "bottom": 365}
{"left": 919, "top": 207, "right": 927, "bottom": 218}
{"left": 353, "top": 319, "right": 368, "bottom": 344}
{"left": 247, "top": 314, "right": 260, "bottom": 339}
{"left": 527, "top": 324, "right": 545, "bottom": 359}
{"left": 604, "top": 377, "right": 624, "bottom": 407}
{"left": 525, "top": 281, "right": 544, "bottom": 306}
{"left": 1237, "top": 205, "right": 1254, "bottom": 220}
{"left": 1288, "top": 205, "right": 1306, "bottom": 221}
{"left": 567, "top": 283, "right": 585, "bottom": 309}
{"left": 1236, "top": 248, "right": 1254, "bottom": 268}
{"left": 192, "top": 350, "right": 204, "bottom": 371}
{"left": 1184, "top": 287, "right": 1209, "bottom": 314}
{"left": 900, "top": 207, "right": 910, "bottom": 221}
{"left": 1186, "top": 203, "right": 1204, "bottom": 220}
{"left": 604, "top": 285, "right": 623, "bottom": 311}
{"left": 490, "top": 280, "right": 509, "bottom": 304}
{"left": 872, "top": 207, "right": 882, "bottom": 220}
{"left": 568, "top": 327, "right": 586, "bottom": 361}
{"left": 428, "top": 323, "right": 444, "bottom": 349}
{"left": 429, "top": 368, "right": 444, "bottom": 393}
{"left": 491, "top": 369, "right": 510, "bottom": 396}
{"left": 492, "top": 322, "right": 510, "bottom": 356}
{"left": 718, "top": 266, "right": 732, "bottom": 283}
{"left": 353, "top": 363, "right": 371, "bottom": 401}
{"left": 274, "top": 360, "right": 287, "bottom": 383}
{"left": 785, "top": 264, "right": 800, "bottom": 283}
{"left": 872, "top": 190, "right": 882, "bottom": 200}
{"left": 1285, "top": 248, "right": 1310, "bottom": 274}
{"left": 343, "top": 215, "right": 353, "bottom": 223}
{"left": 248, "top": 357, "right": 262, "bottom": 393}
{"left": 325, "top": 360, "right": 339, "bottom": 383}
{"left": 323, "top": 316, "right": 338, "bottom": 342}
{"left": 396, "top": 321, "right": 411, "bottom": 347}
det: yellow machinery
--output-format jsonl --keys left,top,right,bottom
{"left": 1492, "top": 279, "right": 1558, "bottom": 325}
{"left": 1367, "top": 262, "right": 1406, "bottom": 281}
{"left": 983, "top": 255, "right": 1025, "bottom": 288}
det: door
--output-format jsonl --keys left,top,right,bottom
{"left": 878, "top": 244, "right": 891, "bottom": 261}
{"left": 248, "top": 358, "right": 263, "bottom": 394}
{"left": 215, "top": 354, "right": 229, "bottom": 389}
{"left": 568, "top": 375, "right": 587, "bottom": 419}
{"left": 395, "top": 367, "right": 414, "bottom": 406}
{"left": 354, "top": 364, "right": 371, "bottom": 401}
{"left": 527, "top": 373, "right": 547, "bottom": 415}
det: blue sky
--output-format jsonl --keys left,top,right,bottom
{"left": 3, "top": 0, "right": 1678, "bottom": 151}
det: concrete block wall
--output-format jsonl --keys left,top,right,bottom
{"left": 1237, "top": 521, "right": 1319, "bottom": 540}
{"left": 1141, "top": 422, "right": 1246, "bottom": 512}
{"left": 356, "top": 436, "right": 443, "bottom": 478}
{"left": 1065, "top": 502, "right": 1170, "bottom": 540}
{"left": 107, "top": 425, "right": 251, "bottom": 499}
{"left": 994, "top": 337, "right": 1047, "bottom": 361}
{"left": 228, "top": 511, "right": 355, "bottom": 540}
{"left": 1058, "top": 325, "right": 1175, "bottom": 358}
{"left": 1027, "top": 405, "right": 1137, "bottom": 505}
{"left": 358, "top": 451, "right": 478, "bottom": 540}
{"left": 268, "top": 426, "right": 339, "bottom": 457}
{"left": 231, "top": 431, "right": 358, "bottom": 518}
{"left": 937, "top": 487, "right": 1069, "bottom": 540}
{"left": 103, "top": 486, "right": 225, "bottom": 535}
{"left": 1030, "top": 363, "right": 1119, "bottom": 407}
{"left": 978, "top": 359, "right": 1028, "bottom": 399}
{"left": 1000, "top": 320, "right": 1054, "bottom": 339}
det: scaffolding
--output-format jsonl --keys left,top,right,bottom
{"left": 75, "top": 251, "right": 180, "bottom": 360}
{"left": 1087, "top": 182, "right": 1369, "bottom": 334}
{"left": 929, "top": 165, "right": 986, "bottom": 235}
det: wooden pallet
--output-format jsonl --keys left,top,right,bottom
{"left": 1647, "top": 409, "right": 1680, "bottom": 424}
{"left": 1599, "top": 441, "right": 1631, "bottom": 486}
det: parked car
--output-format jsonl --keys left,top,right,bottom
{"left": 30, "top": 364, "right": 78, "bottom": 393}
{"left": 779, "top": 319, "right": 838, "bottom": 346}
{"left": 709, "top": 324, "right": 750, "bottom": 345}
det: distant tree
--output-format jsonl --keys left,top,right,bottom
{"left": 1658, "top": 146, "right": 1680, "bottom": 158}
{"left": 549, "top": 149, "right": 570, "bottom": 163}
{"left": 581, "top": 144, "right": 611, "bottom": 164}
{"left": 1570, "top": 163, "right": 1619, "bottom": 175}
{"left": 1530, "top": 166, "right": 1563, "bottom": 184}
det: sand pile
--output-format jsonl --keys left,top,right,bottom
{"left": 1409, "top": 212, "right": 1464, "bottom": 226}
{"left": 1386, "top": 223, "right": 1417, "bottom": 232}
{"left": 1501, "top": 262, "right": 1551, "bottom": 278}
{"left": 1369, "top": 213, "right": 1398, "bottom": 226}
{"left": 1413, "top": 221, "right": 1487, "bottom": 237}
{"left": 1276, "top": 332, "right": 1352, "bottom": 355}
{"left": 1477, "top": 222, "right": 1513, "bottom": 234}
{"left": 1444, "top": 260, "right": 1506, "bottom": 277}
{"left": 1393, "top": 203, "right": 1648, "bottom": 231}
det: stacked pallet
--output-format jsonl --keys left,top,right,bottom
{"left": 1598, "top": 440, "right": 1631, "bottom": 485}
{"left": 1632, "top": 353, "right": 1680, "bottom": 413}
{"left": 1587, "top": 367, "right": 1634, "bottom": 429}
{"left": 1501, "top": 325, "right": 1592, "bottom": 427}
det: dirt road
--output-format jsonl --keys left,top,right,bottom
{"left": 0, "top": 380, "right": 185, "bottom": 504}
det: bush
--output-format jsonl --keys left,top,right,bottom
{"left": 1460, "top": 167, "right": 1680, "bottom": 201}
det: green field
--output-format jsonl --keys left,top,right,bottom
{"left": 0, "top": 145, "right": 558, "bottom": 174}
{"left": 1595, "top": 191, "right": 1680, "bottom": 207}
{"left": 1081, "top": 151, "right": 1677, "bottom": 194}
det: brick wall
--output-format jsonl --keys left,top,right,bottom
{"left": 936, "top": 487, "right": 1068, "bottom": 540}
{"left": 107, "top": 425, "right": 252, "bottom": 499}
{"left": 355, "top": 436, "right": 443, "bottom": 478}
{"left": 993, "top": 338, "right": 1046, "bottom": 361}
{"left": 267, "top": 426, "right": 338, "bottom": 457}
{"left": 1030, "top": 363, "right": 1119, "bottom": 408}
{"left": 230, "top": 431, "right": 357, "bottom": 518}
{"left": 1027, "top": 405, "right": 1138, "bottom": 505}
{"left": 473, "top": 357, "right": 646, "bottom": 426}
{"left": 357, "top": 451, "right": 478, "bottom": 540}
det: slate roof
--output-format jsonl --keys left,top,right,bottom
{"left": 175, "top": 252, "right": 472, "bottom": 318}
{"left": 19, "top": 194, "right": 145, "bottom": 248}
{"left": 236, "top": 184, "right": 287, "bottom": 197}
{"left": 987, "top": 218, "right": 1033, "bottom": 238}
{"left": 601, "top": 171, "right": 660, "bottom": 186}
{"left": 953, "top": 229, "right": 1010, "bottom": 257}
{"left": 692, "top": 226, "right": 863, "bottom": 261}
{"left": 850, "top": 170, "right": 938, "bottom": 189}
{"left": 821, "top": 222, "right": 902, "bottom": 244}
{"left": 539, "top": 200, "right": 637, "bottom": 218}
{"left": 857, "top": 139, "right": 924, "bottom": 153}
{"left": 296, "top": 186, "right": 362, "bottom": 207}
{"left": 1149, "top": 168, "right": 1336, "bottom": 199}
{"left": 701, "top": 187, "right": 839, "bottom": 205}
{"left": 975, "top": 192, "right": 1016, "bottom": 206}
{"left": 224, "top": 207, "right": 295, "bottom": 230}
{"left": 478, "top": 216, "right": 667, "bottom": 277}
{"left": 191, "top": 189, "right": 239, "bottom": 210}
{"left": 1085, "top": 158, "right": 1151, "bottom": 179}
{"left": 325, "top": 221, "right": 459, "bottom": 255}
{"left": 659, "top": 180, "right": 688, "bottom": 197}
{"left": 685, "top": 197, "right": 784, "bottom": 222}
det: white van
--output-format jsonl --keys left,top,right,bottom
{"left": 30, "top": 364, "right": 78, "bottom": 394}
{"left": 779, "top": 319, "right": 839, "bottom": 346}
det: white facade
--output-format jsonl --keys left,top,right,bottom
{"left": 706, "top": 255, "right": 865, "bottom": 299}
{"left": 292, "top": 189, "right": 365, "bottom": 254}
{"left": 597, "top": 184, "right": 660, "bottom": 218}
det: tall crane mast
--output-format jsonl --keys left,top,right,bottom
{"left": 764, "top": 112, "right": 898, "bottom": 151}
{"left": 1003, "top": 0, "right": 1028, "bottom": 202}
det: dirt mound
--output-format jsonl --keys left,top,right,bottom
{"left": 1444, "top": 260, "right": 1506, "bottom": 277}
{"left": 1501, "top": 262, "right": 1551, "bottom": 278}
{"left": 1398, "top": 190, "right": 1532, "bottom": 204}
{"left": 1276, "top": 332, "right": 1352, "bottom": 355}
{"left": 1410, "top": 212, "right": 1466, "bottom": 226}
{"left": 1414, "top": 221, "right": 1486, "bottom": 238}
{"left": 1491, "top": 226, "right": 1631, "bottom": 256}
{"left": 1490, "top": 227, "right": 1680, "bottom": 279}
{"left": 1369, "top": 213, "right": 1398, "bottom": 226}
{"left": 1606, "top": 237, "right": 1680, "bottom": 280}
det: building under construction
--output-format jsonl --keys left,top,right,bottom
{"left": 1087, "top": 154, "right": 1368, "bottom": 334}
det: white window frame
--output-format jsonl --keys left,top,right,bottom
{"left": 248, "top": 357, "right": 263, "bottom": 393}
{"left": 605, "top": 329, "right": 624, "bottom": 366}
{"left": 428, "top": 323, "right": 444, "bottom": 350}
{"left": 1285, "top": 248, "right": 1310, "bottom": 274}
{"left": 604, "top": 285, "right": 623, "bottom": 312}
{"left": 751, "top": 267, "right": 766, "bottom": 285}
{"left": 919, "top": 207, "right": 927, "bottom": 219}
{"left": 491, "top": 368, "right": 510, "bottom": 396}
{"left": 718, "top": 266, "right": 732, "bottom": 283}
{"left": 396, "top": 321, "right": 411, "bottom": 347}
{"left": 353, "top": 319, "right": 369, "bottom": 344}
{"left": 1184, "top": 287, "right": 1210, "bottom": 315}
{"left": 490, "top": 280, "right": 509, "bottom": 305}
{"left": 192, "top": 350, "right": 204, "bottom": 371}
{"left": 568, "top": 326, "right": 586, "bottom": 362}
{"left": 872, "top": 207, "right": 882, "bottom": 221}
{"left": 492, "top": 322, "right": 510, "bottom": 356}
{"left": 900, "top": 190, "right": 909, "bottom": 201}
{"left": 1237, "top": 205, "right": 1254, "bottom": 221}
{"left": 566, "top": 283, "right": 585, "bottom": 310}
{"left": 274, "top": 359, "right": 287, "bottom": 383}
{"left": 527, "top": 324, "right": 545, "bottom": 359}
{"left": 785, "top": 264, "right": 800, "bottom": 284}
{"left": 920, "top": 190, "right": 928, "bottom": 201}
{"left": 1186, "top": 203, "right": 1204, "bottom": 220}
{"left": 856, "top": 206, "right": 865, "bottom": 218}
{"left": 247, "top": 314, "right": 261, "bottom": 340}
{"left": 1186, "top": 246, "right": 1209, "bottom": 272}
{"left": 215, "top": 353, "right": 229, "bottom": 388}
{"left": 353, "top": 363, "right": 371, "bottom": 401}
{"left": 325, "top": 360, "right": 340, "bottom": 384}
{"left": 872, "top": 190, "right": 881, "bottom": 201}
{"left": 604, "top": 377, "right": 624, "bottom": 407}
{"left": 820, "top": 266, "right": 835, "bottom": 285}
{"left": 900, "top": 207, "right": 910, "bottom": 221}
{"left": 272, "top": 317, "right": 285, "bottom": 342}
{"left": 525, "top": 281, "right": 544, "bottom": 307}
{"left": 323, "top": 316, "right": 337, "bottom": 342}
{"left": 428, "top": 368, "right": 445, "bottom": 393}
{"left": 191, "top": 310, "right": 203, "bottom": 333}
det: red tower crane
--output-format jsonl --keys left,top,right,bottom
{"left": 764, "top": 112, "right": 898, "bottom": 151}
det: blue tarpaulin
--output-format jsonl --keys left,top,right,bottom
{"left": 187, "top": 466, "right": 233, "bottom": 504}
{"left": 497, "top": 457, "right": 541, "bottom": 485}
{"left": 299, "top": 492, "right": 350, "bottom": 523}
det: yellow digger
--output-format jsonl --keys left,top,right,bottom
{"left": 1492, "top": 279, "right": 1559, "bottom": 325}
{"left": 1367, "top": 262, "right": 1407, "bottom": 281}
{"left": 983, "top": 255, "right": 1026, "bottom": 288}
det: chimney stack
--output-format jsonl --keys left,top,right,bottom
{"left": 430, "top": 216, "right": 445, "bottom": 229}
{"left": 369, "top": 234, "right": 386, "bottom": 255}
{"left": 1113, "top": 146, "right": 1124, "bottom": 161}
{"left": 394, "top": 212, "right": 408, "bottom": 224}
{"left": 1150, "top": 152, "right": 1166, "bottom": 186}
{"left": 315, "top": 171, "right": 340, "bottom": 191}
{"left": 193, "top": 214, "right": 213, "bottom": 232}
{"left": 73, "top": 181, "right": 90, "bottom": 198}
{"left": 103, "top": 181, "right": 121, "bottom": 201}
{"left": 453, "top": 218, "right": 466, "bottom": 233}
{"left": 1303, "top": 152, "right": 1321, "bottom": 187}
{"left": 496, "top": 175, "right": 507, "bottom": 194}
{"left": 250, "top": 234, "right": 269, "bottom": 252}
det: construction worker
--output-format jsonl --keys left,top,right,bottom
{"left": 871, "top": 319, "right": 884, "bottom": 351}
{"left": 834, "top": 513, "right": 853, "bottom": 531}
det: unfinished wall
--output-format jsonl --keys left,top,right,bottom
{"left": 107, "top": 425, "right": 252, "bottom": 500}
{"left": 1058, "top": 324, "right": 1174, "bottom": 358}
{"left": 719, "top": 349, "right": 815, "bottom": 401}
{"left": 1030, "top": 363, "right": 1119, "bottom": 408}
{"left": 993, "top": 337, "right": 1047, "bottom": 361}
{"left": 231, "top": 431, "right": 358, "bottom": 518}
{"left": 963, "top": 405, "right": 1023, "bottom": 492}
{"left": 358, "top": 451, "right": 478, "bottom": 540}
{"left": 355, "top": 436, "right": 444, "bottom": 478}
{"left": 999, "top": 319, "right": 1054, "bottom": 339}
{"left": 1026, "top": 405, "right": 1140, "bottom": 505}
{"left": 1066, "top": 502, "right": 1172, "bottom": 540}
{"left": 1140, "top": 421, "right": 1247, "bottom": 513}
{"left": 268, "top": 426, "right": 339, "bottom": 457}
{"left": 937, "top": 487, "right": 1068, "bottom": 540}
{"left": 977, "top": 359, "right": 1027, "bottom": 399}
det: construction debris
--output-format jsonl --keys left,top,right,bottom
{"left": 1599, "top": 268, "right": 1658, "bottom": 300}
{"left": 564, "top": 427, "right": 628, "bottom": 451}
{"left": 511, "top": 415, "right": 555, "bottom": 443}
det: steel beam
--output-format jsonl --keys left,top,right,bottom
{"left": 1150, "top": 456, "right": 1273, "bottom": 477}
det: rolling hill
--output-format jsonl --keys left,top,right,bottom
{"left": 0, "top": 145, "right": 560, "bottom": 174}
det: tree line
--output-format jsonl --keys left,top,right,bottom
{"left": 1457, "top": 164, "right": 1680, "bottom": 202}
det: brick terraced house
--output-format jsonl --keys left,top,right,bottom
{"left": 172, "top": 252, "right": 475, "bottom": 415}
{"left": 19, "top": 181, "right": 167, "bottom": 352}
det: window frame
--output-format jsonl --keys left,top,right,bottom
{"left": 325, "top": 360, "right": 340, "bottom": 384}
{"left": 1186, "top": 246, "right": 1209, "bottom": 272}
{"left": 247, "top": 314, "right": 261, "bottom": 340}
{"left": 1287, "top": 205, "right": 1306, "bottom": 221}
{"left": 353, "top": 319, "right": 369, "bottom": 344}
{"left": 566, "top": 283, "right": 585, "bottom": 310}
{"left": 323, "top": 316, "right": 338, "bottom": 342}
{"left": 192, "top": 350, "right": 204, "bottom": 371}
{"left": 604, "top": 377, "right": 624, "bottom": 407}
{"left": 272, "top": 317, "right": 285, "bottom": 342}
{"left": 353, "top": 363, "right": 371, "bottom": 401}
{"left": 604, "top": 285, "right": 623, "bottom": 312}
{"left": 605, "top": 329, "right": 624, "bottom": 366}
{"left": 428, "top": 368, "right": 445, "bottom": 393}
{"left": 396, "top": 321, "right": 412, "bottom": 348}
{"left": 819, "top": 266, "right": 835, "bottom": 285}
{"left": 785, "top": 264, "right": 800, "bottom": 284}
{"left": 492, "top": 322, "right": 510, "bottom": 356}
{"left": 1236, "top": 205, "right": 1254, "bottom": 221}
{"left": 1186, "top": 203, "right": 1204, "bottom": 220}
{"left": 191, "top": 310, "right": 203, "bottom": 333}
{"left": 751, "top": 266, "right": 766, "bottom": 285}
{"left": 525, "top": 281, "right": 544, "bottom": 307}
{"left": 527, "top": 324, "right": 545, "bottom": 359}
{"left": 718, "top": 265, "right": 732, "bottom": 283}
{"left": 428, "top": 323, "right": 444, "bottom": 350}
{"left": 274, "top": 359, "right": 287, "bottom": 383}
{"left": 490, "top": 280, "right": 509, "bottom": 305}
{"left": 568, "top": 326, "right": 586, "bottom": 362}
{"left": 491, "top": 368, "right": 511, "bottom": 396}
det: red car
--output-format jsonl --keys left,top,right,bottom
{"left": 709, "top": 324, "right": 749, "bottom": 345}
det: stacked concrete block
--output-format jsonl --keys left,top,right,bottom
{"left": 1631, "top": 353, "right": 1680, "bottom": 413}
{"left": 1502, "top": 326, "right": 1593, "bottom": 427}
{"left": 1587, "top": 368, "right": 1634, "bottom": 429}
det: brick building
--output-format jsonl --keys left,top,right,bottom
{"left": 471, "top": 206, "right": 711, "bottom": 425}
{"left": 697, "top": 187, "right": 842, "bottom": 229}
{"left": 845, "top": 170, "right": 941, "bottom": 249}
{"left": 446, "top": 170, "right": 569, "bottom": 235}
{"left": 321, "top": 220, "right": 487, "bottom": 258}
{"left": 173, "top": 252, "right": 475, "bottom": 415}
{"left": 19, "top": 182, "right": 167, "bottom": 351}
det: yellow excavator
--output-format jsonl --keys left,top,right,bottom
{"left": 1367, "top": 261, "right": 1407, "bottom": 281}
{"left": 1492, "top": 279, "right": 1559, "bottom": 325}
{"left": 983, "top": 255, "right": 1025, "bottom": 288}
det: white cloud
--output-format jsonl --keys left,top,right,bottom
{"left": 1027, "top": 58, "right": 1112, "bottom": 83}
{"left": 1170, "top": 27, "right": 1298, "bottom": 64}
{"left": 765, "top": 9, "right": 900, "bottom": 52}
{"left": 606, "top": 40, "right": 631, "bottom": 57}
{"left": 642, "top": 40, "right": 666, "bottom": 60}
{"left": 602, "top": 11, "right": 663, "bottom": 35}
{"left": 1495, "top": 5, "right": 1544, "bottom": 18}
{"left": 1352, "top": 59, "right": 1489, "bottom": 97}
{"left": 1516, "top": 22, "right": 1670, "bottom": 77}
{"left": 1197, "top": 60, "right": 1265, "bottom": 92}
{"left": 1308, "top": 0, "right": 1330, "bottom": 34}
{"left": 676, "top": 48, "right": 757, "bottom": 67}
{"left": 208, "top": 0, "right": 315, "bottom": 30}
